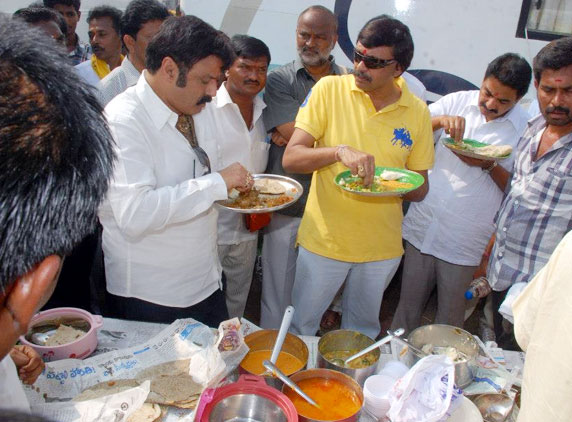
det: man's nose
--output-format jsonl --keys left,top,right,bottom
{"left": 355, "top": 59, "right": 368, "bottom": 72}
{"left": 206, "top": 79, "right": 218, "bottom": 97}
{"left": 485, "top": 98, "right": 498, "bottom": 110}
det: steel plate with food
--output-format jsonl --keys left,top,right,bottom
{"left": 334, "top": 166, "right": 424, "bottom": 197}
{"left": 441, "top": 137, "right": 512, "bottom": 161}
{"left": 218, "top": 174, "right": 303, "bottom": 214}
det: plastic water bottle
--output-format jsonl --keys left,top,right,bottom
{"left": 465, "top": 277, "right": 492, "bottom": 300}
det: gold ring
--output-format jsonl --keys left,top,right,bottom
{"left": 357, "top": 165, "right": 365, "bottom": 172}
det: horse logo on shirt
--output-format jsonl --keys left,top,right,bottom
{"left": 391, "top": 127, "right": 413, "bottom": 150}
{"left": 301, "top": 89, "right": 312, "bottom": 107}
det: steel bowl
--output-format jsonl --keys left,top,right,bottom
{"left": 398, "top": 324, "right": 479, "bottom": 389}
{"left": 473, "top": 393, "right": 515, "bottom": 422}
{"left": 317, "top": 329, "right": 380, "bottom": 386}
{"left": 283, "top": 368, "right": 363, "bottom": 422}
{"left": 240, "top": 330, "right": 308, "bottom": 389}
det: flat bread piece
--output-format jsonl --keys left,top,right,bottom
{"left": 254, "top": 178, "right": 286, "bottom": 194}
{"left": 476, "top": 144, "right": 512, "bottom": 157}
{"left": 45, "top": 324, "right": 86, "bottom": 346}
{"left": 136, "top": 360, "right": 202, "bottom": 408}
{"left": 127, "top": 403, "right": 162, "bottom": 422}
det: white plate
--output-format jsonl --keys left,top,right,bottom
{"left": 217, "top": 174, "right": 303, "bottom": 214}
{"left": 448, "top": 396, "right": 483, "bottom": 422}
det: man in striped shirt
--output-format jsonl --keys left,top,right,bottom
{"left": 477, "top": 37, "right": 572, "bottom": 349}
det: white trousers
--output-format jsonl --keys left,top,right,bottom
{"left": 291, "top": 246, "right": 401, "bottom": 339}
{"left": 260, "top": 214, "right": 301, "bottom": 329}
{"left": 218, "top": 239, "right": 258, "bottom": 318}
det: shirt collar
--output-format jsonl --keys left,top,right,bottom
{"left": 122, "top": 57, "right": 141, "bottom": 80}
{"left": 214, "top": 82, "right": 267, "bottom": 125}
{"left": 136, "top": 71, "right": 179, "bottom": 130}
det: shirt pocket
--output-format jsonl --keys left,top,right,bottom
{"left": 251, "top": 141, "right": 270, "bottom": 173}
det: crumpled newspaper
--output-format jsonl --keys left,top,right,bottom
{"left": 387, "top": 355, "right": 463, "bottom": 422}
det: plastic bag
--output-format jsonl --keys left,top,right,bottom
{"left": 387, "top": 355, "right": 463, "bottom": 422}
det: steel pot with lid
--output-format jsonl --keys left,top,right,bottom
{"left": 196, "top": 374, "right": 298, "bottom": 422}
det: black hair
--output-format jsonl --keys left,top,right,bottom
{"left": 231, "top": 34, "right": 271, "bottom": 66}
{"left": 121, "top": 0, "right": 169, "bottom": 40}
{"left": 146, "top": 15, "right": 235, "bottom": 87}
{"left": 298, "top": 5, "right": 338, "bottom": 32}
{"left": 533, "top": 36, "right": 572, "bottom": 83}
{"left": 87, "top": 5, "right": 122, "bottom": 34}
{"left": 357, "top": 14, "right": 414, "bottom": 71}
{"left": 13, "top": 6, "right": 68, "bottom": 36}
{"left": 44, "top": 0, "right": 81, "bottom": 13}
{"left": 0, "top": 17, "right": 114, "bottom": 290}
{"left": 485, "top": 53, "right": 532, "bottom": 99}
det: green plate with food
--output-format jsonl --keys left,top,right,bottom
{"left": 334, "top": 166, "right": 424, "bottom": 197}
{"left": 442, "top": 137, "right": 512, "bottom": 161}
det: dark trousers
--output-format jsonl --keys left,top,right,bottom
{"left": 492, "top": 289, "right": 521, "bottom": 351}
{"left": 107, "top": 288, "right": 229, "bottom": 327}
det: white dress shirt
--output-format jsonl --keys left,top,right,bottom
{"left": 99, "top": 72, "right": 228, "bottom": 307}
{"left": 402, "top": 90, "right": 529, "bottom": 266}
{"left": 195, "top": 82, "right": 269, "bottom": 245}
{"left": 98, "top": 57, "right": 140, "bottom": 106}
{"left": 0, "top": 355, "right": 30, "bottom": 413}
{"left": 75, "top": 60, "right": 101, "bottom": 87}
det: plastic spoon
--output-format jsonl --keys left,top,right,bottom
{"left": 263, "top": 360, "right": 320, "bottom": 408}
{"left": 344, "top": 328, "right": 405, "bottom": 366}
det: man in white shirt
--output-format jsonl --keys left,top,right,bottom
{"left": 75, "top": 6, "right": 123, "bottom": 87}
{"left": 98, "top": 0, "right": 169, "bottom": 106}
{"left": 100, "top": 16, "right": 253, "bottom": 326}
{"left": 195, "top": 35, "right": 270, "bottom": 318}
{"left": 0, "top": 18, "right": 114, "bottom": 413}
{"left": 391, "top": 53, "right": 532, "bottom": 333}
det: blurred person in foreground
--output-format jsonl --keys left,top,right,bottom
{"left": 0, "top": 17, "right": 114, "bottom": 412}
{"left": 98, "top": 0, "right": 169, "bottom": 106}
{"left": 194, "top": 35, "right": 271, "bottom": 318}
{"left": 75, "top": 5, "right": 123, "bottom": 86}
{"left": 100, "top": 16, "right": 252, "bottom": 326}
{"left": 283, "top": 15, "right": 434, "bottom": 338}
{"left": 476, "top": 36, "right": 572, "bottom": 349}
{"left": 513, "top": 230, "right": 572, "bottom": 422}
{"left": 43, "top": 0, "right": 90, "bottom": 64}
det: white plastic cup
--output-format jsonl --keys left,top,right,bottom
{"left": 363, "top": 374, "right": 395, "bottom": 418}
{"left": 378, "top": 360, "right": 409, "bottom": 380}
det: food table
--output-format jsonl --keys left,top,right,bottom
{"left": 92, "top": 318, "right": 524, "bottom": 421}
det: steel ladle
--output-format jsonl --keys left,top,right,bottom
{"left": 263, "top": 360, "right": 320, "bottom": 409}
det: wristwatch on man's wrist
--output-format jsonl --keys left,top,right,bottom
{"left": 483, "top": 161, "right": 497, "bottom": 173}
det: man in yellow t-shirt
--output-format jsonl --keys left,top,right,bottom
{"left": 283, "top": 15, "right": 434, "bottom": 338}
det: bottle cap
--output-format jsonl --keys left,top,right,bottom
{"left": 465, "top": 290, "right": 474, "bottom": 300}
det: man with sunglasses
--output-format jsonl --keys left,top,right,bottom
{"left": 283, "top": 15, "right": 434, "bottom": 338}
{"left": 391, "top": 53, "right": 532, "bottom": 335}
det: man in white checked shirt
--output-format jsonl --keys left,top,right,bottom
{"left": 475, "top": 37, "right": 572, "bottom": 349}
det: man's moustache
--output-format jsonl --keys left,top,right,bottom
{"left": 546, "top": 105, "right": 570, "bottom": 115}
{"left": 244, "top": 80, "right": 260, "bottom": 85}
{"left": 354, "top": 71, "right": 372, "bottom": 83}
{"left": 196, "top": 96, "right": 212, "bottom": 105}
{"left": 480, "top": 102, "right": 498, "bottom": 114}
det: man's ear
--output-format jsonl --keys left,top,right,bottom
{"left": 8, "top": 255, "right": 62, "bottom": 334}
{"left": 123, "top": 34, "right": 135, "bottom": 56}
{"left": 162, "top": 56, "right": 178, "bottom": 83}
{"left": 534, "top": 79, "right": 539, "bottom": 90}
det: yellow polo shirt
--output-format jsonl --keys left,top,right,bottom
{"left": 295, "top": 74, "right": 434, "bottom": 262}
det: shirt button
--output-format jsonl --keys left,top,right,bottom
{"left": 498, "top": 252, "right": 503, "bottom": 258}
{"left": 502, "top": 227, "right": 507, "bottom": 232}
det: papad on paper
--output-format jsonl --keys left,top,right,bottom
{"left": 25, "top": 318, "right": 248, "bottom": 422}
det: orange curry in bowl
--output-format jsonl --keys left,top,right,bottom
{"left": 284, "top": 377, "right": 362, "bottom": 420}
{"left": 240, "top": 349, "right": 305, "bottom": 376}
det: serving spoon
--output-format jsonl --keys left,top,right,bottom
{"left": 340, "top": 328, "right": 406, "bottom": 367}
{"left": 263, "top": 360, "right": 320, "bottom": 409}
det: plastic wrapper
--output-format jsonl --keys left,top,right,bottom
{"left": 386, "top": 355, "right": 463, "bottom": 422}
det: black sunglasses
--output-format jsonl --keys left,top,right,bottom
{"left": 353, "top": 49, "right": 396, "bottom": 69}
